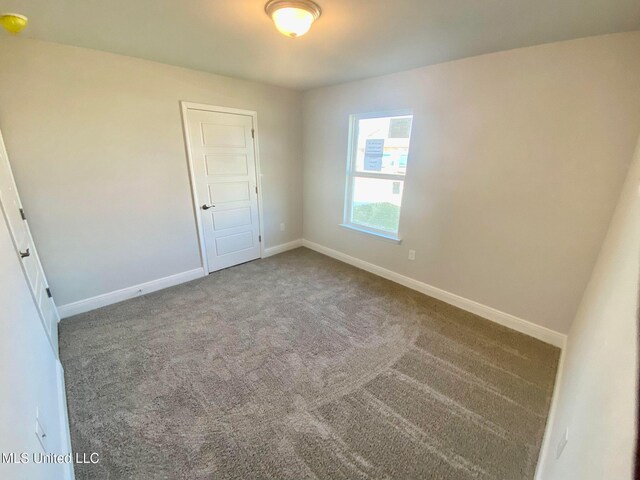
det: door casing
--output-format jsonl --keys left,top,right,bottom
{"left": 0, "top": 128, "right": 60, "bottom": 355}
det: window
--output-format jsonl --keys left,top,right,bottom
{"left": 342, "top": 111, "right": 413, "bottom": 241}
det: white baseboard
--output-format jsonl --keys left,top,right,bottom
{"left": 57, "top": 239, "right": 304, "bottom": 319}
{"left": 263, "top": 238, "right": 303, "bottom": 258}
{"left": 302, "top": 239, "right": 566, "bottom": 348}
{"left": 56, "top": 360, "right": 75, "bottom": 480}
{"left": 56, "top": 239, "right": 565, "bottom": 347}
{"left": 534, "top": 343, "right": 568, "bottom": 479}
{"left": 57, "top": 268, "right": 206, "bottom": 318}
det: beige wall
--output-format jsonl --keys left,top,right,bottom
{"left": 538, "top": 136, "right": 640, "bottom": 479}
{"left": 302, "top": 32, "right": 640, "bottom": 334}
{"left": 1, "top": 33, "right": 638, "bottom": 333}
{"left": 0, "top": 37, "right": 303, "bottom": 306}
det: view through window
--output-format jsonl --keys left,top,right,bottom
{"left": 344, "top": 111, "right": 413, "bottom": 238}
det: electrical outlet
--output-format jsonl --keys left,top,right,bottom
{"left": 556, "top": 427, "right": 569, "bottom": 459}
{"left": 280, "top": 223, "right": 285, "bottom": 232}
{"left": 408, "top": 249, "right": 416, "bottom": 261}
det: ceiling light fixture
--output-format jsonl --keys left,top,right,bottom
{"left": 265, "top": 0, "right": 321, "bottom": 38}
{"left": 0, "top": 13, "right": 28, "bottom": 35}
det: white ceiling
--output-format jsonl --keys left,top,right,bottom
{"left": 2, "top": 0, "right": 639, "bottom": 90}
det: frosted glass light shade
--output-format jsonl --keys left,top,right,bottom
{"left": 265, "top": 1, "right": 321, "bottom": 38}
{"left": 0, "top": 13, "right": 28, "bottom": 35}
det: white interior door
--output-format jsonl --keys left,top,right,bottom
{"left": 184, "top": 106, "right": 262, "bottom": 273}
{"left": 0, "top": 129, "right": 59, "bottom": 354}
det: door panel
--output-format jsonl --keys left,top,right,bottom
{"left": 215, "top": 231, "right": 254, "bottom": 256}
{"left": 213, "top": 207, "right": 252, "bottom": 231}
{"left": 185, "top": 107, "right": 262, "bottom": 273}
{"left": 0, "top": 129, "right": 59, "bottom": 355}
{"left": 205, "top": 154, "right": 248, "bottom": 176}
{"left": 209, "top": 182, "right": 250, "bottom": 204}
{"left": 201, "top": 123, "right": 247, "bottom": 147}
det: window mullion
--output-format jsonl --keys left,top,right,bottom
{"left": 352, "top": 172, "right": 405, "bottom": 181}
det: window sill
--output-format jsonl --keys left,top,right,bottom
{"left": 339, "top": 224, "right": 403, "bottom": 244}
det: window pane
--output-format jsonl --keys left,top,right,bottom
{"left": 351, "top": 177, "right": 404, "bottom": 233}
{"left": 354, "top": 115, "right": 412, "bottom": 175}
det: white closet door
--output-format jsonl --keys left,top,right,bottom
{"left": 0, "top": 128, "right": 59, "bottom": 354}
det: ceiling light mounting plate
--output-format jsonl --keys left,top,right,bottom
{"left": 265, "top": 0, "right": 322, "bottom": 18}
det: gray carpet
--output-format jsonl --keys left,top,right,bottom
{"left": 59, "top": 247, "right": 559, "bottom": 480}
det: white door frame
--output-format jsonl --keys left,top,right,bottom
{"left": 180, "top": 102, "right": 266, "bottom": 271}
{"left": 0, "top": 127, "right": 60, "bottom": 356}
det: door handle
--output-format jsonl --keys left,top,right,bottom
{"left": 201, "top": 204, "right": 215, "bottom": 210}
{"left": 20, "top": 248, "right": 30, "bottom": 258}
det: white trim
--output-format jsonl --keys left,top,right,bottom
{"left": 252, "top": 113, "right": 267, "bottom": 260}
{"left": 179, "top": 101, "right": 266, "bottom": 271}
{"left": 263, "top": 239, "right": 303, "bottom": 258}
{"left": 57, "top": 268, "right": 206, "bottom": 318}
{"left": 339, "top": 223, "right": 402, "bottom": 244}
{"left": 56, "top": 360, "right": 75, "bottom": 480}
{"left": 0, "top": 128, "right": 60, "bottom": 355}
{"left": 350, "top": 171, "right": 406, "bottom": 181}
{"left": 301, "top": 239, "right": 566, "bottom": 347}
{"left": 534, "top": 342, "right": 568, "bottom": 479}
{"left": 351, "top": 108, "right": 415, "bottom": 121}
{"left": 343, "top": 109, "right": 414, "bottom": 242}
{"left": 180, "top": 103, "right": 208, "bottom": 271}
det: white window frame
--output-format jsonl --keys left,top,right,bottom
{"left": 341, "top": 109, "right": 413, "bottom": 244}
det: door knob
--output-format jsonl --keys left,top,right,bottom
{"left": 20, "top": 248, "right": 30, "bottom": 258}
{"left": 201, "top": 204, "right": 215, "bottom": 210}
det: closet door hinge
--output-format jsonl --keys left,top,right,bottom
{"left": 259, "top": 235, "right": 262, "bottom": 243}
{"left": 46, "top": 287, "right": 52, "bottom": 298}
{"left": 19, "top": 208, "right": 26, "bottom": 220}
{"left": 251, "top": 128, "right": 255, "bottom": 139}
